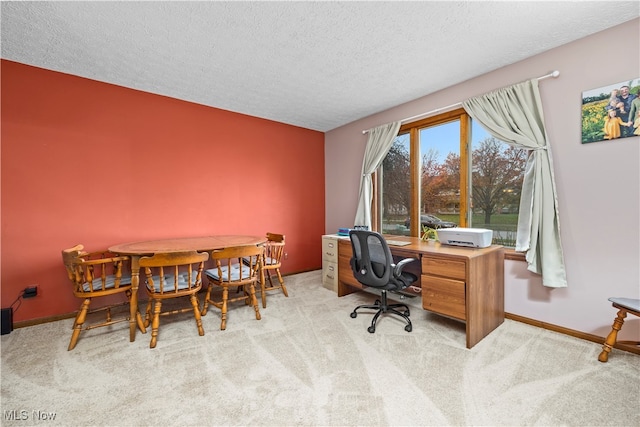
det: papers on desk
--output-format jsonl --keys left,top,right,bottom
{"left": 386, "top": 240, "right": 411, "bottom": 247}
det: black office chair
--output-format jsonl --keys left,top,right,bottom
{"left": 348, "top": 230, "right": 418, "bottom": 333}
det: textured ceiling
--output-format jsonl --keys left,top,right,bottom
{"left": 2, "top": 1, "right": 639, "bottom": 132}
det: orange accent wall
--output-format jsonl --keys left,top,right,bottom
{"left": 1, "top": 60, "right": 325, "bottom": 323}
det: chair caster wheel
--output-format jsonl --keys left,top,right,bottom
{"left": 405, "top": 324, "right": 412, "bottom": 332}
{"left": 367, "top": 326, "right": 376, "bottom": 333}
{"left": 350, "top": 312, "right": 357, "bottom": 318}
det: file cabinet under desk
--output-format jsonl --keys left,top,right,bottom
{"left": 321, "top": 235, "right": 341, "bottom": 293}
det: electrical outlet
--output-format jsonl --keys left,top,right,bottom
{"left": 23, "top": 286, "right": 38, "bottom": 298}
{"left": 284, "top": 252, "right": 288, "bottom": 260}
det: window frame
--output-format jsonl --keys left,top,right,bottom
{"left": 375, "top": 108, "right": 471, "bottom": 236}
{"left": 373, "top": 108, "right": 527, "bottom": 260}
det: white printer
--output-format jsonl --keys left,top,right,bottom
{"left": 437, "top": 228, "right": 493, "bottom": 248}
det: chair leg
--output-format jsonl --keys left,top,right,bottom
{"left": 266, "top": 271, "right": 274, "bottom": 289}
{"left": 201, "top": 284, "right": 212, "bottom": 316}
{"left": 259, "top": 271, "right": 267, "bottom": 308}
{"left": 149, "top": 300, "right": 161, "bottom": 349}
{"left": 388, "top": 307, "right": 412, "bottom": 332}
{"left": 350, "top": 291, "right": 412, "bottom": 333}
{"left": 276, "top": 268, "right": 288, "bottom": 297}
{"left": 598, "top": 308, "right": 627, "bottom": 362}
{"left": 220, "top": 287, "right": 228, "bottom": 330}
{"left": 247, "top": 283, "right": 261, "bottom": 321}
{"left": 242, "top": 285, "right": 251, "bottom": 305}
{"left": 260, "top": 277, "right": 267, "bottom": 308}
{"left": 388, "top": 302, "right": 411, "bottom": 317}
{"left": 144, "top": 299, "right": 153, "bottom": 328}
{"left": 190, "top": 294, "right": 205, "bottom": 336}
{"left": 368, "top": 308, "right": 384, "bottom": 333}
{"left": 351, "top": 300, "right": 382, "bottom": 316}
{"left": 135, "top": 309, "right": 147, "bottom": 334}
{"left": 256, "top": 266, "right": 287, "bottom": 308}
{"left": 68, "top": 299, "right": 91, "bottom": 351}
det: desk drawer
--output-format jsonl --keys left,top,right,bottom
{"left": 322, "top": 238, "right": 339, "bottom": 262}
{"left": 422, "top": 256, "right": 466, "bottom": 281}
{"left": 422, "top": 275, "right": 466, "bottom": 320}
{"left": 322, "top": 261, "right": 338, "bottom": 292}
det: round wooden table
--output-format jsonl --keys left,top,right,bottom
{"left": 109, "top": 235, "right": 266, "bottom": 342}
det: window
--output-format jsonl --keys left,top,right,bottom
{"left": 376, "top": 109, "right": 526, "bottom": 247}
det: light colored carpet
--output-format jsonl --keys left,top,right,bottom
{"left": 1, "top": 270, "right": 639, "bottom": 426}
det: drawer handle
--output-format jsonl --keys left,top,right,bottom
{"left": 325, "top": 252, "right": 335, "bottom": 257}
{"left": 328, "top": 243, "right": 335, "bottom": 248}
{"left": 328, "top": 265, "right": 335, "bottom": 271}
{"left": 326, "top": 274, "right": 334, "bottom": 280}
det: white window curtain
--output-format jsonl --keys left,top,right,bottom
{"left": 354, "top": 121, "right": 401, "bottom": 230}
{"left": 462, "top": 79, "right": 567, "bottom": 288}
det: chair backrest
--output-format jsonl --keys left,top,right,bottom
{"left": 348, "top": 230, "right": 393, "bottom": 288}
{"left": 62, "top": 244, "right": 131, "bottom": 294}
{"left": 264, "top": 232, "right": 285, "bottom": 267}
{"left": 266, "top": 232, "right": 285, "bottom": 244}
{"left": 139, "top": 251, "right": 209, "bottom": 295}
{"left": 209, "top": 245, "right": 264, "bottom": 286}
{"left": 62, "top": 244, "right": 86, "bottom": 283}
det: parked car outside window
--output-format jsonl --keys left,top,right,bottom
{"left": 404, "top": 214, "right": 457, "bottom": 229}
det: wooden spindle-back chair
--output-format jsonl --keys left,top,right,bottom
{"left": 139, "top": 250, "right": 209, "bottom": 348}
{"left": 242, "top": 232, "right": 288, "bottom": 308}
{"left": 61, "top": 244, "right": 145, "bottom": 351}
{"left": 202, "top": 245, "right": 263, "bottom": 330}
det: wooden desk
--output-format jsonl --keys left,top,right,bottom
{"left": 337, "top": 235, "right": 504, "bottom": 349}
{"left": 109, "top": 235, "right": 266, "bottom": 342}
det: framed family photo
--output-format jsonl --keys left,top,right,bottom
{"left": 581, "top": 78, "right": 640, "bottom": 144}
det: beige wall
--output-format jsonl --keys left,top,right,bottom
{"left": 324, "top": 19, "right": 640, "bottom": 340}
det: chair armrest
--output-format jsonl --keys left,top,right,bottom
{"left": 77, "top": 255, "right": 130, "bottom": 266}
{"left": 392, "top": 257, "right": 418, "bottom": 277}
